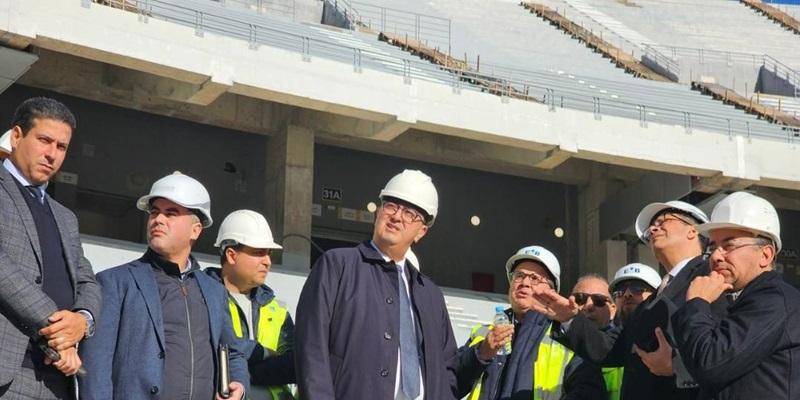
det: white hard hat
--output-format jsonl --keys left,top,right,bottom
{"left": 215, "top": 209, "right": 282, "bottom": 251}
{"left": 504, "top": 245, "right": 561, "bottom": 292}
{"left": 136, "top": 172, "right": 213, "bottom": 227}
{"left": 379, "top": 169, "right": 438, "bottom": 225}
{"left": 406, "top": 248, "right": 420, "bottom": 271}
{"left": 635, "top": 200, "right": 709, "bottom": 243}
{"left": 697, "top": 191, "right": 781, "bottom": 252}
{"left": 610, "top": 263, "right": 661, "bottom": 291}
{"left": 0, "top": 129, "right": 11, "bottom": 155}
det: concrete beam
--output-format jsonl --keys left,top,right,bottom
{"left": 534, "top": 146, "right": 574, "bottom": 170}
{"left": 692, "top": 173, "right": 757, "bottom": 194}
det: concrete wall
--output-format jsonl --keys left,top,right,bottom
{"left": 312, "top": 144, "right": 579, "bottom": 292}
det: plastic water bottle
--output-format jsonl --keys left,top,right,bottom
{"left": 493, "top": 306, "right": 511, "bottom": 356}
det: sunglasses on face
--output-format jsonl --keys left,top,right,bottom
{"left": 572, "top": 293, "right": 611, "bottom": 307}
{"left": 611, "top": 282, "right": 653, "bottom": 299}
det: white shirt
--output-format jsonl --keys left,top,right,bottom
{"left": 665, "top": 256, "right": 695, "bottom": 281}
{"left": 3, "top": 158, "right": 47, "bottom": 202}
{"left": 370, "top": 241, "right": 425, "bottom": 400}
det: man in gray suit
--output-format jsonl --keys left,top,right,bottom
{"left": 0, "top": 97, "right": 101, "bottom": 399}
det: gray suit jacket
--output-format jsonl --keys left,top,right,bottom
{"left": 0, "top": 165, "right": 101, "bottom": 386}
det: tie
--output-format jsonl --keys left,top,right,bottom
{"left": 397, "top": 263, "right": 421, "bottom": 399}
{"left": 26, "top": 185, "right": 43, "bottom": 204}
{"left": 657, "top": 274, "right": 671, "bottom": 295}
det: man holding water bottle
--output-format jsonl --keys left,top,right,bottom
{"left": 455, "top": 245, "right": 606, "bottom": 400}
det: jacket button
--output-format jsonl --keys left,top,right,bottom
{"left": 34, "top": 276, "right": 42, "bottom": 284}
{"left": 386, "top": 297, "right": 394, "bottom": 304}
{"left": 158, "top": 351, "right": 165, "bottom": 359}
{"left": 380, "top": 369, "right": 389, "bottom": 377}
{"left": 150, "top": 386, "right": 159, "bottom": 394}
{"left": 384, "top": 331, "right": 392, "bottom": 340}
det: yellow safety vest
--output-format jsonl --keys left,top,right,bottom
{"left": 466, "top": 323, "right": 574, "bottom": 400}
{"left": 602, "top": 367, "right": 622, "bottom": 400}
{"left": 228, "top": 297, "right": 295, "bottom": 400}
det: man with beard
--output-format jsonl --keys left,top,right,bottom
{"left": 609, "top": 264, "right": 659, "bottom": 327}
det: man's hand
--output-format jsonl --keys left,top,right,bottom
{"left": 40, "top": 310, "right": 87, "bottom": 350}
{"left": 44, "top": 346, "right": 82, "bottom": 376}
{"left": 529, "top": 285, "right": 579, "bottom": 322}
{"left": 477, "top": 324, "right": 514, "bottom": 361}
{"left": 634, "top": 327, "right": 674, "bottom": 376}
{"left": 686, "top": 271, "right": 733, "bottom": 303}
{"left": 216, "top": 381, "right": 245, "bottom": 400}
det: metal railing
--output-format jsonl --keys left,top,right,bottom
{"left": 643, "top": 44, "right": 800, "bottom": 97}
{"left": 351, "top": 1, "right": 451, "bottom": 52}
{"left": 93, "top": 0, "right": 800, "bottom": 143}
{"left": 327, "top": 0, "right": 361, "bottom": 29}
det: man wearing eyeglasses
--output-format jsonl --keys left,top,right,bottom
{"left": 609, "top": 264, "right": 659, "bottom": 327}
{"left": 295, "top": 170, "right": 459, "bottom": 400}
{"left": 671, "top": 191, "right": 800, "bottom": 399}
{"left": 530, "top": 200, "right": 731, "bottom": 400}
{"left": 455, "top": 246, "right": 606, "bottom": 400}
{"left": 571, "top": 275, "right": 615, "bottom": 329}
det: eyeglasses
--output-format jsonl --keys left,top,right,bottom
{"left": 611, "top": 282, "right": 653, "bottom": 299}
{"left": 572, "top": 293, "right": 611, "bottom": 307}
{"left": 380, "top": 201, "right": 425, "bottom": 224}
{"left": 704, "top": 238, "right": 771, "bottom": 257}
{"left": 510, "top": 271, "right": 554, "bottom": 288}
{"left": 648, "top": 214, "right": 692, "bottom": 229}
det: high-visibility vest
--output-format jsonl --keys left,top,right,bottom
{"left": 602, "top": 367, "right": 623, "bottom": 400}
{"left": 466, "top": 323, "right": 574, "bottom": 400}
{"left": 228, "top": 297, "right": 295, "bottom": 400}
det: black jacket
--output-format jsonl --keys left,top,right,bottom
{"left": 456, "top": 310, "right": 606, "bottom": 400}
{"left": 672, "top": 271, "right": 800, "bottom": 399}
{"left": 553, "top": 256, "right": 730, "bottom": 400}
{"left": 294, "top": 241, "right": 459, "bottom": 400}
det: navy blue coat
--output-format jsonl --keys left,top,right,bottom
{"left": 295, "top": 242, "right": 459, "bottom": 400}
{"left": 672, "top": 271, "right": 800, "bottom": 399}
{"left": 79, "top": 255, "right": 250, "bottom": 400}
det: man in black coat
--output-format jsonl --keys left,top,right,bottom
{"left": 295, "top": 170, "right": 458, "bottom": 400}
{"left": 672, "top": 191, "right": 800, "bottom": 399}
{"left": 528, "top": 200, "right": 729, "bottom": 400}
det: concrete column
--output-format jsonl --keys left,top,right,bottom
{"left": 265, "top": 124, "right": 314, "bottom": 269}
{"left": 576, "top": 165, "right": 611, "bottom": 280}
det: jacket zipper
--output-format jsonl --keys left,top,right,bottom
{"left": 180, "top": 281, "right": 195, "bottom": 400}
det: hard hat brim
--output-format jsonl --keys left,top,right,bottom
{"left": 609, "top": 276, "right": 658, "bottom": 292}
{"left": 504, "top": 254, "right": 559, "bottom": 290}
{"left": 697, "top": 221, "right": 782, "bottom": 252}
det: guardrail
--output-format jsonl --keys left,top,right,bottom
{"left": 642, "top": 44, "right": 800, "bottom": 97}
{"left": 93, "top": 0, "right": 800, "bottom": 143}
{"left": 351, "top": 1, "right": 451, "bottom": 52}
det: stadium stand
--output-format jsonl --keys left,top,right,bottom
{"left": 741, "top": 0, "right": 800, "bottom": 35}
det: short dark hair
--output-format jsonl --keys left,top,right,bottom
{"left": 11, "top": 97, "right": 77, "bottom": 136}
{"left": 219, "top": 243, "right": 244, "bottom": 266}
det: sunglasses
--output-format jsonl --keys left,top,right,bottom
{"left": 611, "top": 282, "right": 653, "bottom": 299}
{"left": 572, "top": 293, "right": 611, "bottom": 307}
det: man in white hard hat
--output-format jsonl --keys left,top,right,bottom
{"left": 530, "top": 200, "right": 729, "bottom": 400}
{"left": 295, "top": 169, "right": 459, "bottom": 400}
{"left": 0, "top": 97, "right": 101, "bottom": 398}
{"left": 455, "top": 246, "right": 606, "bottom": 400}
{"left": 609, "top": 263, "right": 659, "bottom": 326}
{"left": 671, "top": 191, "right": 800, "bottom": 399}
{"left": 80, "top": 172, "right": 249, "bottom": 400}
{"left": 0, "top": 129, "right": 11, "bottom": 159}
{"left": 206, "top": 209, "right": 295, "bottom": 400}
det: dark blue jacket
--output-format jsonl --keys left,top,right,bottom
{"left": 552, "top": 256, "right": 730, "bottom": 400}
{"left": 456, "top": 310, "right": 606, "bottom": 400}
{"left": 672, "top": 271, "right": 800, "bottom": 399}
{"left": 80, "top": 254, "right": 250, "bottom": 400}
{"left": 295, "top": 241, "right": 459, "bottom": 400}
